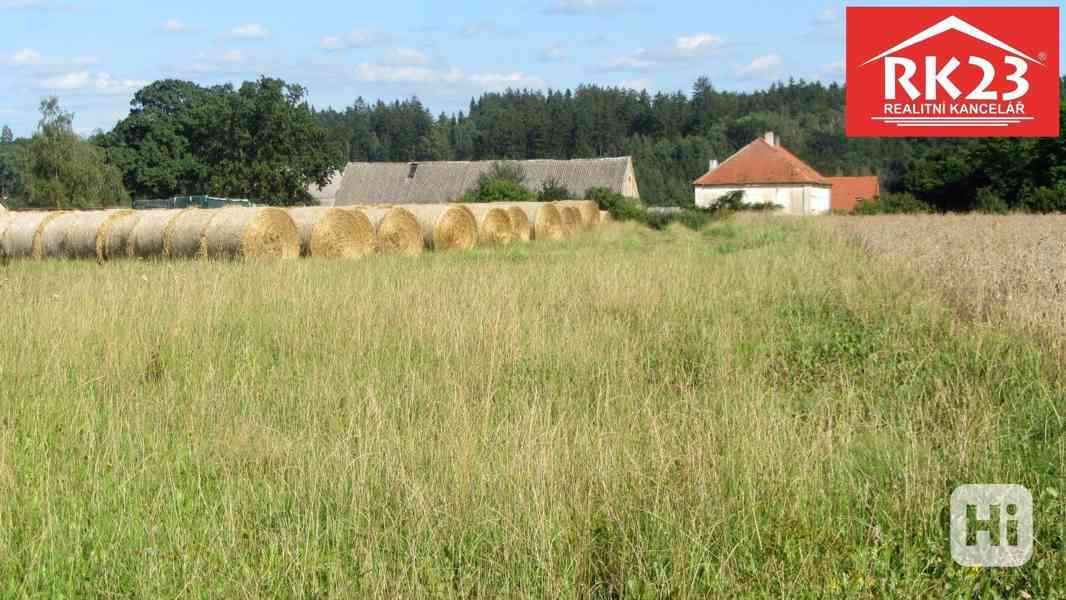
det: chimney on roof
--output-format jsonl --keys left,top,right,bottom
{"left": 763, "top": 131, "right": 777, "bottom": 147}
{"left": 708, "top": 159, "right": 719, "bottom": 173}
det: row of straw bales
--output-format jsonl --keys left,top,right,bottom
{"left": 0, "top": 200, "right": 603, "bottom": 261}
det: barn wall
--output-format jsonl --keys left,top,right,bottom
{"left": 695, "top": 184, "right": 831, "bottom": 215}
{"left": 623, "top": 160, "right": 641, "bottom": 199}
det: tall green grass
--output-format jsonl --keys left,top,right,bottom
{"left": 0, "top": 218, "right": 1062, "bottom": 598}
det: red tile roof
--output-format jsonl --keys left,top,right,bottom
{"left": 828, "top": 176, "right": 880, "bottom": 212}
{"left": 693, "top": 138, "right": 831, "bottom": 187}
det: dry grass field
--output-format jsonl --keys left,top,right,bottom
{"left": 0, "top": 217, "right": 1064, "bottom": 598}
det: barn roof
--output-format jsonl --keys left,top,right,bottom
{"left": 315, "top": 157, "right": 636, "bottom": 206}
{"left": 693, "top": 138, "right": 831, "bottom": 187}
{"left": 828, "top": 176, "right": 880, "bottom": 211}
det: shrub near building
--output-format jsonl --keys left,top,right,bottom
{"left": 461, "top": 162, "right": 535, "bottom": 202}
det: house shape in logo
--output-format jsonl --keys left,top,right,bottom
{"left": 859, "top": 15, "right": 1045, "bottom": 68}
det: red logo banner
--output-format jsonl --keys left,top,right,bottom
{"left": 846, "top": 7, "right": 1060, "bottom": 137}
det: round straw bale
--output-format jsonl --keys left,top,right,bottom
{"left": 558, "top": 200, "right": 601, "bottom": 229}
{"left": 203, "top": 207, "right": 299, "bottom": 260}
{"left": 40, "top": 212, "right": 81, "bottom": 259}
{"left": 164, "top": 208, "right": 221, "bottom": 259}
{"left": 559, "top": 206, "right": 582, "bottom": 236}
{"left": 2, "top": 211, "right": 66, "bottom": 259}
{"left": 463, "top": 204, "right": 516, "bottom": 246}
{"left": 352, "top": 207, "right": 424, "bottom": 255}
{"left": 502, "top": 205, "right": 531, "bottom": 242}
{"left": 129, "top": 209, "right": 187, "bottom": 259}
{"left": 0, "top": 213, "right": 16, "bottom": 259}
{"left": 508, "top": 202, "right": 563, "bottom": 242}
{"left": 41, "top": 209, "right": 135, "bottom": 260}
{"left": 399, "top": 204, "right": 477, "bottom": 252}
{"left": 101, "top": 211, "right": 144, "bottom": 260}
{"left": 287, "top": 207, "right": 375, "bottom": 259}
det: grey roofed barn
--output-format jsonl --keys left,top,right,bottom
{"left": 310, "top": 157, "right": 640, "bottom": 206}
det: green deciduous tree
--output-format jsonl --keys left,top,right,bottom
{"left": 20, "top": 97, "right": 129, "bottom": 209}
{"left": 104, "top": 78, "right": 344, "bottom": 205}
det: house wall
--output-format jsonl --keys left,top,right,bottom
{"left": 694, "top": 184, "right": 831, "bottom": 215}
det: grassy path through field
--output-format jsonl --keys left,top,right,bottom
{"left": 0, "top": 218, "right": 1062, "bottom": 598}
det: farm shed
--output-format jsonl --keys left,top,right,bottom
{"left": 827, "top": 177, "right": 880, "bottom": 212}
{"left": 693, "top": 132, "right": 831, "bottom": 215}
{"left": 313, "top": 157, "right": 640, "bottom": 206}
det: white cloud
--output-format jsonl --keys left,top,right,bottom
{"left": 599, "top": 53, "right": 654, "bottom": 72}
{"left": 1, "top": 49, "right": 95, "bottom": 69}
{"left": 319, "top": 36, "right": 343, "bottom": 50}
{"left": 346, "top": 28, "right": 377, "bottom": 46}
{"left": 736, "top": 53, "right": 782, "bottom": 79}
{"left": 460, "top": 21, "right": 497, "bottom": 37}
{"left": 0, "top": 0, "right": 76, "bottom": 10}
{"left": 466, "top": 71, "right": 546, "bottom": 91}
{"left": 226, "top": 24, "right": 270, "bottom": 41}
{"left": 543, "top": 0, "right": 649, "bottom": 17}
{"left": 181, "top": 49, "right": 257, "bottom": 74}
{"left": 3, "top": 49, "right": 42, "bottom": 65}
{"left": 357, "top": 63, "right": 462, "bottom": 84}
{"left": 35, "top": 71, "right": 146, "bottom": 95}
{"left": 538, "top": 43, "right": 566, "bottom": 62}
{"left": 356, "top": 62, "right": 544, "bottom": 91}
{"left": 812, "top": 6, "right": 840, "bottom": 26}
{"left": 383, "top": 47, "right": 430, "bottom": 67}
{"left": 803, "top": 7, "right": 843, "bottom": 42}
{"left": 596, "top": 32, "right": 726, "bottom": 72}
{"left": 816, "top": 59, "right": 845, "bottom": 81}
{"left": 221, "top": 50, "right": 246, "bottom": 63}
{"left": 162, "top": 19, "right": 194, "bottom": 34}
{"left": 320, "top": 28, "right": 381, "bottom": 50}
{"left": 621, "top": 78, "right": 650, "bottom": 91}
{"left": 187, "top": 62, "right": 222, "bottom": 74}
{"left": 675, "top": 33, "right": 723, "bottom": 53}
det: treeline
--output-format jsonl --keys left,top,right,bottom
{"left": 0, "top": 78, "right": 344, "bottom": 208}
{"left": 886, "top": 102, "right": 1066, "bottom": 213}
{"left": 1, "top": 76, "right": 1065, "bottom": 210}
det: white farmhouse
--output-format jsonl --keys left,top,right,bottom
{"left": 693, "top": 132, "right": 832, "bottom": 215}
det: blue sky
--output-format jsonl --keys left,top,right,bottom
{"left": 0, "top": 0, "right": 1061, "bottom": 137}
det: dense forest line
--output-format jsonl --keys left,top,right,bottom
{"left": 1, "top": 76, "right": 1064, "bottom": 210}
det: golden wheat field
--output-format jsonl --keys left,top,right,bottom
{"left": 825, "top": 215, "right": 1066, "bottom": 348}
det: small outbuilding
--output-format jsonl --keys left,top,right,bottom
{"left": 693, "top": 132, "right": 878, "bottom": 215}
{"left": 827, "top": 176, "right": 880, "bottom": 212}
